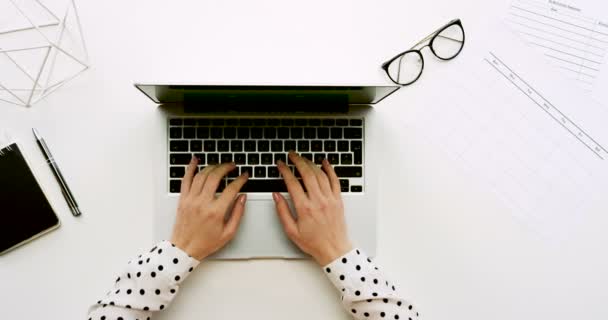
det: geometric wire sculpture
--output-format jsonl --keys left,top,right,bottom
{"left": 0, "top": 0, "right": 89, "bottom": 107}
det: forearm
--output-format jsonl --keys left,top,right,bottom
{"left": 324, "top": 249, "right": 419, "bottom": 320}
{"left": 87, "top": 241, "right": 199, "bottom": 319}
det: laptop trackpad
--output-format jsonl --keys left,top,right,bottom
{"left": 211, "top": 198, "right": 304, "bottom": 260}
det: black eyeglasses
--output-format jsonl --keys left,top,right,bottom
{"left": 382, "top": 19, "right": 465, "bottom": 86}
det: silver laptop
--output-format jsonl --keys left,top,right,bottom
{"left": 135, "top": 84, "right": 400, "bottom": 259}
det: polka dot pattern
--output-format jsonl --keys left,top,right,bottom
{"left": 87, "top": 240, "right": 200, "bottom": 319}
{"left": 87, "top": 245, "right": 419, "bottom": 320}
{"left": 323, "top": 248, "right": 419, "bottom": 320}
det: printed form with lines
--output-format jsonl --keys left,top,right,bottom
{"left": 406, "top": 22, "right": 608, "bottom": 240}
{"left": 505, "top": 0, "right": 608, "bottom": 101}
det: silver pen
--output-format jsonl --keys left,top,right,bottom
{"left": 33, "top": 128, "right": 82, "bottom": 216}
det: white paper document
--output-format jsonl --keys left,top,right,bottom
{"left": 406, "top": 23, "right": 608, "bottom": 240}
{"left": 505, "top": 0, "right": 608, "bottom": 101}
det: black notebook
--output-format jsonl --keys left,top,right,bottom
{"left": 0, "top": 141, "right": 60, "bottom": 255}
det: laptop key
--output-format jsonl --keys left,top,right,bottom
{"left": 197, "top": 119, "right": 210, "bottom": 126}
{"left": 298, "top": 141, "right": 309, "bottom": 152}
{"left": 170, "top": 140, "right": 188, "bottom": 152}
{"left": 275, "top": 153, "right": 287, "bottom": 164}
{"left": 254, "top": 166, "right": 266, "bottom": 178}
{"left": 231, "top": 140, "right": 243, "bottom": 152}
{"left": 271, "top": 141, "right": 283, "bottom": 152}
{"left": 301, "top": 153, "right": 313, "bottom": 161}
{"left": 328, "top": 153, "right": 339, "bottom": 164}
{"left": 350, "top": 119, "right": 363, "bottom": 126}
{"left": 240, "top": 119, "right": 252, "bottom": 126}
{"left": 322, "top": 119, "right": 335, "bottom": 126}
{"left": 207, "top": 153, "right": 219, "bottom": 165}
{"left": 324, "top": 140, "right": 336, "bottom": 152}
{"left": 204, "top": 140, "right": 216, "bottom": 152}
{"left": 284, "top": 140, "right": 296, "bottom": 152}
{"left": 244, "top": 140, "right": 256, "bottom": 152}
{"left": 317, "top": 127, "right": 329, "bottom": 139}
{"left": 258, "top": 140, "right": 270, "bottom": 152}
{"left": 183, "top": 127, "right": 196, "bottom": 139}
{"left": 241, "top": 166, "right": 253, "bottom": 176}
{"left": 334, "top": 166, "right": 362, "bottom": 178}
{"left": 197, "top": 127, "right": 209, "bottom": 139}
{"left": 344, "top": 128, "right": 362, "bottom": 139}
{"left": 228, "top": 167, "right": 239, "bottom": 178}
{"left": 170, "top": 128, "right": 181, "bottom": 139}
{"left": 314, "top": 153, "right": 326, "bottom": 164}
{"left": 170, "top": 166, "right": 185, "bottom": 178}
{"left": 253, "top": 119, "right": 266, "bottom": 126}
{"left": 351, "top": 186, "right": 363, "bottom": 192}
{"left": 248, "top": 153, "right": 260, "bottom": 165}
{"left": 309, "top": 119, "right": 321, "bottom": 126}
{"left": 337, "top": 141, "right": 349, "bottom": 152}
{"left": 224, "top": 127, "right": 237, "bottom": 139}
{"left": 295, "top": 119, "right": 307, "bottom": 126}
{"left": 268, "top": 119, "right": 280, "bottom": 126}
{"left": 261, "top": 153, "right": 273, "bottom": 165}
{"left": 336, "top": 119, "right": 348, "bottom": 126}
{"left": 268, "top": 166, "right": 279, "bottom": 177}
{"left": 291, "top": 127, "right": 303, "bottom": 139}
{"left": 184, "top": 119, "right": 196, "bottom": 126}
{"left": 234, "top": 153, "right": 246, "bottom": 165}
{"left": 237, "top": 127, "right": 249, "bottom": 139}
{"left": 226, "top": 119, "right": 239, "bottom": 126}
{"left": 277, "top": 127, "right": 290, "bottom": 139}
{"left": 170, "top": 153, "right": 192, "bottom": 165}
{"left": 218, "top": 140, "right": 229, "bottom": 152}
{"left": 339, "top": 179, "right": 349, "bottom": 192}
{"left": 212, "top": 119, "right": 225, "bottom": 126}
{"left": 351, "top": 141, "right": 363, "bottom": 165}
{"left": 264, "top": 127, "right": 276, "bottom": 139}
{"left": 239, "top": 179, "right": 287, "bottom": 192}
{"left": 304, "top": 128, "right": 316, "bottom": 139}
{"left": 210, "top": 127, "right": 223, "bottom": 138}
{"left": 194, "top": 153, "right": 205, "bottom": 164}
{"left": 330, "top": 127, "right": 342, "bottom": 139}
{"left": 251, "top": 128, "right": 264, "bottom": 139}
{"left": 169, "top": 119, "right": 182, "bottom": 126}
{"left": 190, "top": 140, "right": 203, "bottom": 152}
{"left": 311, "top": 140, "right": 323, "bottom": 151}
{"left": 281, "top": 119, "right": 294, "bottom": 126}
{"left": 170, "top": 180, "right": 181, "bottom": 193}
{"left": 341, "top": 153, "right": 353, "bottom": 165}
{"left": 221, "top": 153, "right": 232, "bottom": 163}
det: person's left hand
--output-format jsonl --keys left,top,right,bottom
{"left": 170, "top": 157, "right": 249, "bottom": 260}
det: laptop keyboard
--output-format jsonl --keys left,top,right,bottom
{"left": 168, "top": 117, "right": 364, "bottom": 193}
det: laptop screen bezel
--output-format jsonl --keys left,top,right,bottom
{"left": 134, "top": 84, "right": 401, "bottom": 107}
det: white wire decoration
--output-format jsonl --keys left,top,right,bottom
{"left": 0, "top": 0, "right": 89, "bottom": 107}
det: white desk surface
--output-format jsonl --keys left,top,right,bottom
{"left": 2, "top": 0, "right": 608, "bottom": 319}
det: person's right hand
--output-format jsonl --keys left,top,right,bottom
{"left": 273, "top": 152, "right": 353, "bottom": 266}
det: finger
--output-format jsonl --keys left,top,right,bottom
{"left": 217, "top": 171, "right": 249, "bottom": 205}
{"left": 189, "top": 165, "right": 215, "bottom": 196}
{"left": 308, "top": 157, "right": 332, "bottom": 196}
{"left": 180, "top": 156, "right": 199, "bottom": 196}
{"left": 200, "top": 162, "right": 236, "bottom": 200}
{"left": 272, "top": 192, "right": 299, "bottom": 240}
{"left": 288, "top": 152, "right": 322, "bottom": 197}
{"left": 222, "top": 194, "right": 247, "bottom": 240}
{"left": 277, "top": 160, "right": 306, "bottom": 203}
{"left": 322, "top": 158, "right": 341, "bottom": 196}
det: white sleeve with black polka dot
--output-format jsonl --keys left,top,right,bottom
{"left": 87, "top": 240, "right": 199, "bottom": 320}
{"left": 323, "top": 248, "right": 419, "bottom": 320}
